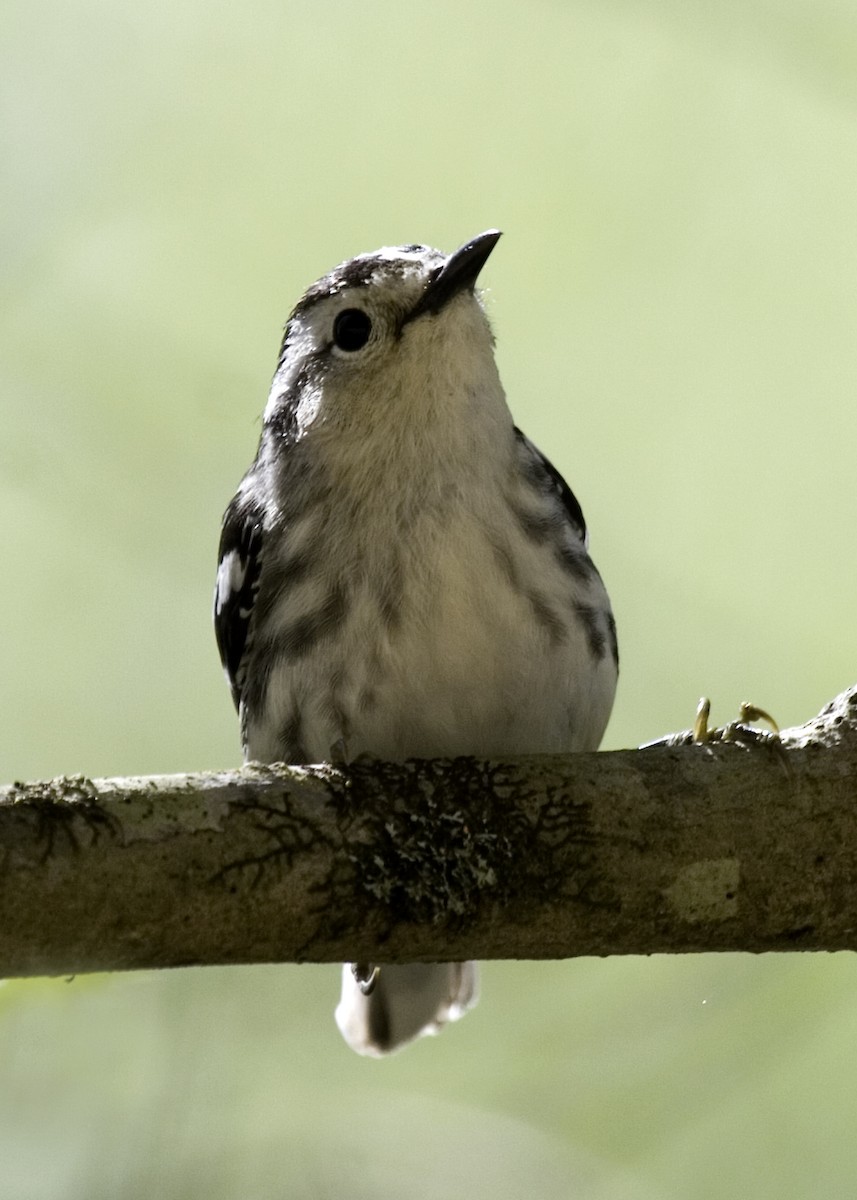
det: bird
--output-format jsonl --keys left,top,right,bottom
{"left": 214, "top": 230, "right": 618, "bottom": 1055}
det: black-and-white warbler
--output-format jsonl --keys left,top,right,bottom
{"left": 214, "top": 231, "right": 618, "bottom": 1055}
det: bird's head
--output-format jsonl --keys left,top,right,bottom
{"left": 264, "top": 231, "right": 504, "bottom": 444}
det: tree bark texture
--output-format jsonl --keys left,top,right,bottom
{"left": 1, "top": 686, "right": 856, "bottom": 977}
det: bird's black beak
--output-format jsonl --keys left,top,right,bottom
{"left": 406, "top": 229, "right": 502, "bottom": 324}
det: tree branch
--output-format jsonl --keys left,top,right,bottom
{"left": 1, "top": 686, "right": 856, "bottom": 977}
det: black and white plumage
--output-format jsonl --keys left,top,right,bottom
{"left": 214, "top": 231, "right": 618, "bottom": 1055}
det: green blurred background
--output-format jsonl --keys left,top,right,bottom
{"left": 3, "top": 1, "right": 857, "bottom": 1196}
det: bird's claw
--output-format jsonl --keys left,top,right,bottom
{"left": 735, "top": 702, "right": 780, "bottom": 734}
{"left": 642, "top": 697, "right": 781, "bottom": 749}
{"left": 692, "top": 697, "right": 780, "bottom": 746}
{"left": 352, "top": 963, "right": 380, "bottom": 995}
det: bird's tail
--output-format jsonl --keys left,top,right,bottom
{"left": 335, "top": 962, "right": 479, "bottom": 1056}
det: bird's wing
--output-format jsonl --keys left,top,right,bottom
{"left": 214, "top": 487, "right": 265, "bottom": 712}
{"left": 513, "top": 426, "right": 588, "bottom": 545}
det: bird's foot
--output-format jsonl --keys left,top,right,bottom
{"left": 642, "top": 698, "right": 781, "bottom": 749}
{"left": 329, "top": 737, "right": 349, "bottom": 766}
{"left": 329, "top": 738, "right": 378, "bottom": 767}
{"left": 692, "top": 697, "right": 780, "bottom": 747}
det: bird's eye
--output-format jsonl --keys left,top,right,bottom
{"left": 333, "top": 308, "right": 372, "bottom": 352}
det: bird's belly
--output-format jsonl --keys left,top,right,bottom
{"left": 348, "top": 632, "right": 602, "bottom": 759}
{"left": 246, "top": 531, "right": 616, "bottom": 763}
